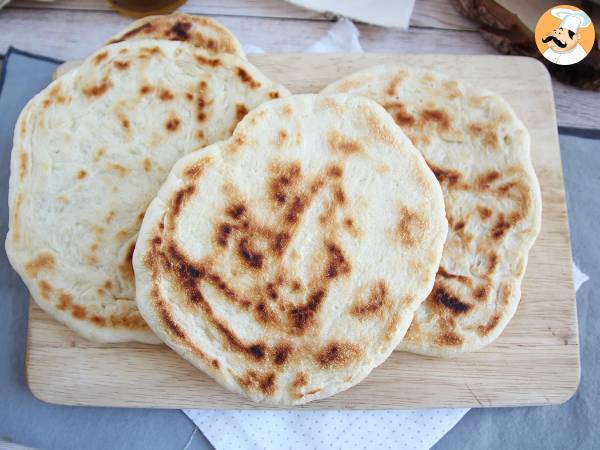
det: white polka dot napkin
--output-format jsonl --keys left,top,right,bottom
{"left": 185, "top": 409, "right": 468, "bottom": 450}
{"left": 183, "top": 18, "right": 468, "bottom": 450}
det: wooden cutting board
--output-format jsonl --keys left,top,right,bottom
{"left": 26, "top": 54, "right": 579, "bottom": 409}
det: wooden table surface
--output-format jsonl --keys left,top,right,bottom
{"left": 0, "top": 0, "right": 598, "bottom": 130}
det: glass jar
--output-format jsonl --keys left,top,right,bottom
{"left": 107, "top": 0, "right": 188, "bottom": 18}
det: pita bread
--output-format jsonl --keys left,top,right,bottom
{"left": 322, "top": 65, "right": 542, "bottom": 356}
{"left": 5, "top": 40, "right": 290, "bottom": 343}
{"left": 133, "top": 94, "right": 447, "bottom": 404}
{"left": 107, "top": 13, "right": 245, "bottom": 58}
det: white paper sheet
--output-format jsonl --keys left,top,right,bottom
{"left": 285, "top": 0, "right": 416, "bottom": 29}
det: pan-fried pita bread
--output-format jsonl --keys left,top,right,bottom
{"left": 322, "top": 65, "right": 542, "bottom": 356}
{"left": 133, "top": 94, "right": 447, "bottom": 404}
{"left": 5, "top": 40, "right": 289, "bottom": 343}
{"left": 107, "top": 13, "right": 245, "bottom": 58}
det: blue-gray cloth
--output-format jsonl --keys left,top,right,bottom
{"left": 0, "top": 49, "right": 598, "bottom": 450}
{"left": 0, "top": 48, "right": 213, "bottom": 450}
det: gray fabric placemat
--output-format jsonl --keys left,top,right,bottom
{"left": 435, "top": 132, "right": 599, "bottom": 450}
{"left": 0, "top": 49, "right": 213, "bottom": 450}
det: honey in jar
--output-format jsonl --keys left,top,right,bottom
{"left": 108, "top": 0, "right": 188, "bottom": 18}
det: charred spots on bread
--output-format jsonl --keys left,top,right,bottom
{"left": 327, "top": 130, "right": 363, "bottom": 154}
{"left": 500, "top": 282, "right": 513, "bottom": 306}
{"left": 266, "top": 282, "right": 279, "bottom": 300}
{"left": 333, "top": 186, "right": 346, "bottom": 205}
{"left": 170, "top": 21, "right": 192, "bottom": 40}
{"left": 43, "top": 84, "right": 68, "bottom": 108}
{"left": 271, "top": 232, "right": 290, "bottom": 255}
{"left": 171, "top": 184, "right": 196, "bottom": 219}
{"left": 235, "top": 104, "right": 249, "bottom": 123}
{"left": 351, "top": 281, "right": 388, "bottom": 318}
{"left": 91, "top": 315, "right": 106, "bottom": 326}
{"left": 160, "top": 240, "right": 280, "bottom": 361}
{"left": 437, "top": 267, "right": 472, "bottom": 287}
{"left": 491, "top": 214, "right": 512, "bottom": 240}
{"left": 289, "top": 288, "right": 326, "bottom": 333}
{"left": 139, "top": 46, "right": 161, "bottom": 57}
{"left": 488, "top": 252, "right": 499, "bottom": 274}
{"left": 18, "top": 153, "right": 28, "bottom": 180}
{"left": 255, "top": 301, "right": 278, "bottom": 325}
{"left": 114, "top": 60, "right": 130, "bottom": 70}
{"left": 273, "top": 343, "right": 292, "bottom": 366}
{"left": 238, "top": 238, "right": 264, "bottom": 269}
{"left": 248, "top": 343, "right": 266, "bottom": 360}
{"left": 195, "top": 55, "right": 221, "bottom": 67}
{"left": 430, "top": 285, "right": 472, "bottom": 314}
{"left": 165, "top": 116, "right": 181, "bottom": 132}
{"left": 453, "top": 220, "right": 465, "bottom": 232}
{"left": 56, "top": 291, "right": 73, "bottom": 311}
{"left": 324, "top": 241, "right": 351, "bottom": 279}
{"left": 227, "top": 203, "right": 246, "bottom": 219}
{"left": 196, "top": 80, "right": 209, "bottom": 122}
{"left": 139, "top": 85, "right": 154, "bottom": 95}
{"left": 159, "top": 89, "right": 174, "bottom": 101}
{"left": 419, "top": 108, "right": 451, "bottom": 132}
{"left": 327, "top": 165, "right": 343, "bottom": 178}
{"left": 384, "top": 102, "right": 416, "bottom": 127}
{"left": 276, "top": 130, "right": 289, "bottom": 149}
{"left": 93, "top": 51, "right": 108, "bottom": 65}
{"left": 467, "top": 122, "right": 499, "bottom": 150}
{"left": 477, "top": 314, "right": 500, "bottom": 336}
{"left": 111, "top": 22, "right": 155, "bottom": 43}
{"left": 184, "top": 157, "right": 212, "bottom": 180}
{"left": 395, "top": 206, "right": 427, "bottom": 247}
{"left": 285, "top": 196, "right": 306, "bottom": 224}
{"left": 269, "top": 162, "right": 302, "bottom": 206}
{"left": 383, "top": 311, "right": 402, "bottom": 342}
{"left": 71, "top": 305, "right": 86, "bottom": 319}
{"left": 158, "top": 299, "right": 186, "bottom": 339}
{"left": 236, "top": 67, "right": 261, "bottom": 89}
{"left": 316, "top": 341, "right": 361, "bottom": 369}
{"left": 25, "top": 253, "right": 55, "bottom": 277}
{"left": 166, "top": 243, "right": 203, "bottom": 285}
{"left": 427, "top": 163, "right": 462, "bottom": 187}
{"left": 436, "top": 331, "right": 463, "bottom": 346}
{"left": 475, "top": 170, "right": 501, "bottom": 190}
{"left": 205, "top": 272, "right": 242, "bottom": 305}
{"left": 38, "top": 280, "right": 52, "bottom": 299}
{"left": 477, "top": 206, "right": 493, "bottom": 220}
{"left": 386, "top": 72, "right": 408, "bottom": 96}
{"left": 292, "top": 372, "right": 308, "bottom": 389}
{"left": 83, "top": 77, "right": 113, "bottom": 98}
{"left": 473, "top": 285, "right": 489, "bottom": 302}
{"left": 216, "top": 223, "right": 233, "bottom": 247}
{"left": 236, "top": 370, "right": 277, "bottom": 395}
{"left": 118, "top": 241, "right": 136, "bottom": 280}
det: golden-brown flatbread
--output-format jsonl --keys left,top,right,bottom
{"left": 134, "top": 94, "right": 448, "bottom": 403}
{"left": 6, "top": 40, "right": 289, "bottom": 343}
{"left": 107, "top": 12, "right": 245, "bottom": 58}
{"left": 322, "top": 65, "right": 542, "bottom": 356}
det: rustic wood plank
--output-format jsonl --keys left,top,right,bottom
{"left": 8, "top": 0, "right": 477, "bottom": 30}
{"left": 0, "top": 9, "right": 493, "bottom": 60}
{"left": 1, "top": 8, "right": 597, "bottom": 129}
{"left": 26, "top": 53, "right": 579, "bottom": 409}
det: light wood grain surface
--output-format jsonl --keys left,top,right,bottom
{"left": 1, "top": 0, "right": 599, "bottom": 130}
{"left": 26, "top": 53, "right": 580, "bottom": 409}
